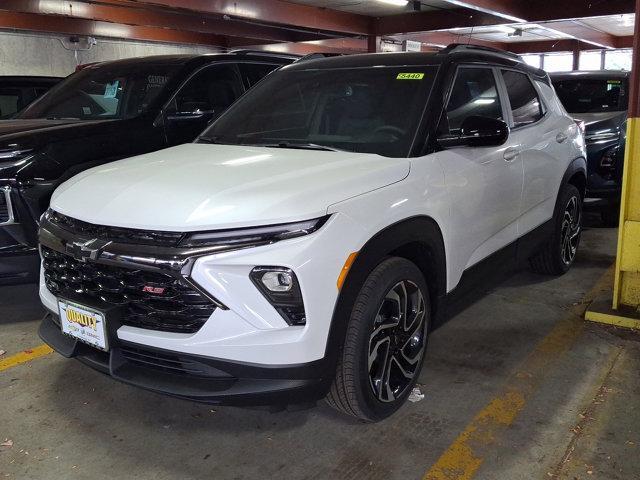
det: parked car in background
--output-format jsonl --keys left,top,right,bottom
{"left": 551, "top": 70, "right": 629, "bottom": 225}
{"left": 38, "top": 45, "right": 586, "bottom": 421}
{"left": 0, "top": 76, "right": 62, "bottom": 119}
{"left": 0, "top": 51, "right": 296, "bottom": 284}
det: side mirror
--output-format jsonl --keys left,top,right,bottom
{"left": 438, "top": 116, "right": 510, "bottom": 148}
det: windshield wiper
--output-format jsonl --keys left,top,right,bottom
{"left": 45, "top": 116, "right": 80, "bottom": 120}
{"left": 197, "top": 135, "right": 239, "bottom": 145}
{"left": 254, "top": 141, "right": 345, "bottom": 152}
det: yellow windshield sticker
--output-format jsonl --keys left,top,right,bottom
{"left": 397, "top": 73, "right": 424, "bottom": 80}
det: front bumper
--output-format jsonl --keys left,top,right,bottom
{"left": 39, "top": 212, "right": 364, "bottom": 366}
{"left": 0, "top": 239, "right": 39, "bottom": 284}
{"left": 39, "top": 312, "right": 331, "bottom": 406}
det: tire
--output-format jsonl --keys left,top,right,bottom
{"left": 529, "top": 183, "right": 583, "bottom": 275}
{"left": 326, "top": 257, "right": 430, "bottom": 422}
{"left": 600, "top": 202, "right": 620, "bottom": 227}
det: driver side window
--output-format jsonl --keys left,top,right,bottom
{"left": 443, "top": 67, "right": 503, "bottom": 134}
{"left": 168, "top": 64, "right": 243, "bottom": 116}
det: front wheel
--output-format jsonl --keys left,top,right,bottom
{"left": 529, "top": 184, "right": 583, "bottom": 275}
{"left": 326, "top": 257, "right": 430, "bottom": 422}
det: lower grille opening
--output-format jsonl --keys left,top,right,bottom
{"left": 42, "top": 246, "right": 216, "bottom": 334}
{"left": 120, "top": 346, "right": 233, "bottom": 379}
{"left": 0, "top": 188, "right": 11, "bottom": 224}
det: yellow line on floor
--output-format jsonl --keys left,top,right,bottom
{"left": 0, "top": 344, "right": 53, "bottom": 372}
{"left": 423, "top": 266, "right": 614, "bottom": 480}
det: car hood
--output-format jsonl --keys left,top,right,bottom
{"left": 572, "top": 111, "right": 627, "bottom": 132}
{"left": 51, "top": 143, "right": 410, "bottom": 231}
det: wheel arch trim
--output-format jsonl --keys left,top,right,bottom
{"left": 320, "top": 215, "right": 447, "bottom": 386}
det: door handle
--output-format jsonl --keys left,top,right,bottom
{"left": 556, "top": 132, "right": 568, "bottom": 143}
{"left": 503, "top": 147, "right": 520, "bottom": 162}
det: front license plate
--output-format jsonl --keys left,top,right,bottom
{"left": 58, "top": 299, "right": 108, "bottom": 351}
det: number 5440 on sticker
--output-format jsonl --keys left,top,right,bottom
{"left": 397, "top": 73, "right": 424, "bottom": 80}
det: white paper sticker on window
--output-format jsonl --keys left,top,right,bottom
{"left": 104, "top": 81, "right": 119, "bottom": 98}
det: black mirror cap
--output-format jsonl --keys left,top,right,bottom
{"left": 438, "top": 115, "right": 510, "bottom": 148}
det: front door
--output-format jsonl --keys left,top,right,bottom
{"left": 433, "top": 66, "right": 524, "bottom": 282}
{"left": 164, "top": 64, "right": 244, "bottom": 146}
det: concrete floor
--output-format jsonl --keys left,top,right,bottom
{"left": 1, "top": 212, "right": 639, "bottom": 480}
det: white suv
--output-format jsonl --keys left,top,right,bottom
{"left": 38, "top": 45, "right": 586, "bottom": 421}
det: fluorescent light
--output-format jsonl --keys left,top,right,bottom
{"left": 495, "top": 25, "right": 517, "bottom": 34}
{"left": 376, "top": 0, "right": 409, "bottom": 6}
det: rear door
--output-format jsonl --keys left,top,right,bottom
{"left": 434, "top": 65, "right": 524, "bottom": 272}
{"left": 498, "top": 69, "right": 573, "bottom": 236}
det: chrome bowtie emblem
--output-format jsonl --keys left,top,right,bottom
{"left": 65, "top": 239, "right": 111, "bottom": 262}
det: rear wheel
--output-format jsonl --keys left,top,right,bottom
{"left": 326, "top": 257, "right": 430, "bottom": 422}
{"left": 529, "top": 184, "right": 582, "bottom": 275}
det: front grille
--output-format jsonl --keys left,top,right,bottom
{"left": 0, "top": 188, "right": 12, "bottom": 224}
{"left": 48, "top": 210, "right": 184, "bottom": 247}
{"left": 42, "top": 246, "right": 216, "bottom": 333}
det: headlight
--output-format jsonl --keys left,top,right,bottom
{"left": 179, "top": 216, "right": 329, "bottom": 249}
{"left": 250, "top": 266, "right": 306, "bottom": 325}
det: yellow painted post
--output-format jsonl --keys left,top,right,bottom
{"left": 585, "top": 0, "right": 640, "bottom": 329}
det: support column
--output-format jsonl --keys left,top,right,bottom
{"left": 586, "top": 0, "right": 640, "bottom": 329}
{"left": 367, "top": 35, "right": 379, "bottom": 53}
{"left": 572, "top": 46, "right": 580, "bottom": 71}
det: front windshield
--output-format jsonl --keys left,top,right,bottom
{"left": 18, "top": 62, "right": 180, "bottom": 120}
{"left": 201, "top": 65, "right": 438, "bottom": 157}
{"left": 553, "top": 78, "right": 628, "bottom": 114}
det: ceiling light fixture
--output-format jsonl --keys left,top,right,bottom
{"left": 376, "top": 0, "right": 409, "bottom": 6}
{"left": 495, "top": 25, "right": 517, "bottom": 35}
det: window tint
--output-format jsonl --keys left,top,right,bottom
{"left": 202, "top": 66, "right": 437, "bottom": 158}
{"left": 445, "top": 67, "right": 503, "bottom": 133}
{"left": 0, "top": 88, "right": 22, "bottom": 119}
{"left": 170, "top": 64, "right": 243, "bottom": 115}
{"left": 552, "top": 78, "right": 628, "bottom": 113}
{"left": 501, "top": 70, "right": 543, "bottom": 127}
{"left": 19, "top": 63, "right": 178, "bottom": 120}
{"left": 239, "top": 63, "right": 279, "bottom": 88}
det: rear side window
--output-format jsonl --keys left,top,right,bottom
{"left": 501, "top": 70, "right": 543, "bottom": 127}
{"left": 0, "top": 88, "right": 22, "bottom": 119}
{"left": 444, "top": 67, "right": 503, "bottom": 133}
{"left": 239, "top": 63, "right": 280, "bottom": 88}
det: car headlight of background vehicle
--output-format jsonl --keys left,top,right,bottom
{"left": 179, "top": 216, "right": 329, "bottom": 249}
{"left": 250, "top": 266, "right": 306, "bottom": 326}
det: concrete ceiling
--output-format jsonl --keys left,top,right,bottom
{"left": 0, "top": 0, "right": 635, "bottom": 55}
{"left": 284, "top": 0, "right": 455, "bottom": 17}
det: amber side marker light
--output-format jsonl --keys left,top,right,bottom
{"left": 337, "top": 252, "right": 359, "bottom": 290}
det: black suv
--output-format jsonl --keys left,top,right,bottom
{"left": 0, "top": 52, "right": 296, "bottom": 284}
{"left": 551, "top": 70, "right": 629, "bottom": 224}
{"left": 0, "top": 76, "right": 62, "bottom": 119}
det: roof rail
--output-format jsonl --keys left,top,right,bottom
{"left": 294, "top": 52, "right": 345, "bottom": 63}
{"left": 441, "top": 43, "right": 522, "bottom": 61}
{"left": 228, "top": 49, "right": 301, "bottom": 59}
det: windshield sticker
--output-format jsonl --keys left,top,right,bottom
{"left": 147, "top": 75, "right": 169, "bottom": 91}
{"left": 104, "top": 81, "right": 119, "bottom": 98}
{"left": 397, "top": 73, "right": 424, "bottom": 80}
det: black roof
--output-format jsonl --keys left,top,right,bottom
{"left": 550, "top": 70, "right": 630, "bottom": 80}
{"left": 283, "top": 43, "right": 546, "bottom": 79}
{"left": 0, "top": 75, "right": 63, "bottom": 82}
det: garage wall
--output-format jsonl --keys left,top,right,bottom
{"left": 0, "top": 32, "right": 220, "bottom": 77}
